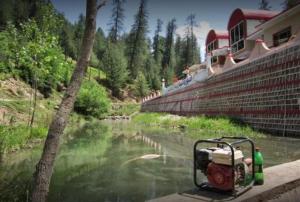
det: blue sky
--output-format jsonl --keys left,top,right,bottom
{"left": 52, "top": 0, "right": 284, "bottom": 58}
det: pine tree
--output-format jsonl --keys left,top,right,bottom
{"left": 0, "top": 0, "right": 14, "bottom": 28}
{"left": 127, "top": 0, "right": 149, "bottom": 79}
{"left": 153, "top": 19, "right": 164, "bottom": 64}
{"left": 74, "top": 14, "right": 85, "bottom": 58}
{"left": 186, "top": 14, "right": 196, "bottom": 65}
{"left": 259, "top": 0, "right": 271, "bottom": 10}
{"left": 60, "top": 20, "right": 77, "bottom": 59}
{"left": 180, "top": 14, "right": 201, "bottom": 72}
{"left": 192, "top": 34, "right": 201, "bottom": 64}
{"left": 162, "top": 18, "right": 176, "bottom": 84}
{"left": 174, "top": 35, "right": 184, "bottom": 77}
{"left": 102, "top": 41, "right": 128, "bottom": 97}
{"left": 109, "top": 0, "right": 126, "bottom": 42}
{"left": 93, "top": 27, "right": 106, "bottom": 63}
{"left": 13, "top": 0, "right": 31, "bottom": 26}
{"left": 144, "top": 56, "right": 161, "bottom": 90}
{"left": 283, "top": 0, "right": 300, "bottom": 9}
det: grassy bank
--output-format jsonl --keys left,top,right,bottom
{"left": 109, "top": 103, "right": 140, "bottom": 116}
{"left": 0, "top": 125, "right": 47, "bottom": 153}
{"left": 133, "top": 113, "right": 265, "bottom": 138}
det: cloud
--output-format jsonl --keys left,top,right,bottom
{"left": 176, "top": 20, "right": 212, "bottom": 61}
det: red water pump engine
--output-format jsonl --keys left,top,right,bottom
{"left": 207, "top": 162, "right": 234, "bottom": 191}
{"left": 194, "top": 137, "right": 255, "bottom": 196}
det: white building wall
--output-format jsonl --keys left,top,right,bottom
{"left": 263, "top": 14, "right": 300, "bottom": 47}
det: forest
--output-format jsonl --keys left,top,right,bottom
{"left": 0, "top": 0, "right": 201, "bottom": 101}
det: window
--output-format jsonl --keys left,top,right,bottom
{"left": 207, "top": 40, "right": 218, "bottom": 64}
{"left": 273, "top": 27, "right": 291, "bottom": 47}
{"left": 207, "top": 40, "right": 218, "bottom": 53}
{"left": 218, "top": 39, "right": 228, "bottom": 48}
{"left": 230, "top": 21, "right": 245, "bottom": 53}
{"left": 211, "top": 56, "right": 218, "bottom": 64}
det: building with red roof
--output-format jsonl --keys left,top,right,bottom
{"left": 205, "top": 29, "right": 229, "bottom": 66}
{"left": 247, "top": 4, "right": 300, "bottom": 48}
{"left": 227, "top": 9, "right": 279, "bottom": 60}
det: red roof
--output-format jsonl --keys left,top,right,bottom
{"left": 206, "top": 30, "right": 229, "bottom": 46}
{"left": 227, "top": 9, "right": 279, "bottom": 30}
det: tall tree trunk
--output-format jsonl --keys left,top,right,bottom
{"left": 31, "top": 1, "right": 105, "bottom": 201}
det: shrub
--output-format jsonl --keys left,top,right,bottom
{"left": 74, "top": 80, "right": 111, "bottom": 118}
{"left": 0, "top": 19, "right": 72, "bottom": 97}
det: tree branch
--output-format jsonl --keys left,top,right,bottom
{"left": 97, "top": 0, "right": 107, "bottom": 10}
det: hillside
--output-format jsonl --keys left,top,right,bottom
{"left": 0, "top": 67, "right": 140, "bottom": 155}
{"left": 0, "top": 77, "right": 60, "bottom": 126}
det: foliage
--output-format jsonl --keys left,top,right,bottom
{"left": 74, "top": 80, "right": 111, "bottom": 118}
{"left": 259, "top": 0, "right": 271, "bottom": 10}
{"left": 90, "top": 51, "right": 100, "bottom": 68}
{"left": 134, "top": 71, "right": 149, "bottom": 97}
{"left": 283, "top": 0, "right": 300, "bottom": 9}
{"left": 102, "top": 41, "right": 128, "bottom": 97}
{"left": 0, "top": 18, "right": 72, "bottom": 97}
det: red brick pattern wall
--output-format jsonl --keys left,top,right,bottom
{"left": 142, "top": 44, "right": 300, "bottom": 136}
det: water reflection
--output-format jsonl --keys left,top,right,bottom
{"left": 0, "top": 122, "right": 299, "bottom": 202}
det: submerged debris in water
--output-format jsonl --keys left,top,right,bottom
{"left": 140, "top": 154, "right": 161, "bottom": 159}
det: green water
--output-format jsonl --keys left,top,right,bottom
{"left": 0, "top": 121, "right": 300, "bottom": 202}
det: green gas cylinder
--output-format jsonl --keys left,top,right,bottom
{"left": 254, "top": 147, "right": 264, "bottom": 185}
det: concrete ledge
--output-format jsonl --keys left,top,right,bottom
{"left": 149, "top": 160, "right": 300, "bottom": 202}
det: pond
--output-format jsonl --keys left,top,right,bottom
{"left": 0, "top": 121, "right": 300, "bottom": 202}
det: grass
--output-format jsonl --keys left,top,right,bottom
{"left": 0, "top": 125, "right": 48, "bottom": 153}
{"left": 109, "top": 103, "right": 140, "bottom": 116}
{"left": 132, "top": 112, "right": 265, "bottom": 139}
{"left": 0, "top": 100, "right": 29, "bottom": 113}
{"left": 0, "top": 113, "right": 91, "bottom": 155}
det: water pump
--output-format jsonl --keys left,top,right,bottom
{"left": 193, "top": 137, "right": 255, "bottom": 196}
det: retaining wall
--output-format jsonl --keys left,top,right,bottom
{"left": 142, "top": 42, "right": 300, "bottom": 136}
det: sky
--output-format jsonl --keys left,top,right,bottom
{"left": 52, "top": 0, "right": 284, "bottom": 59}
